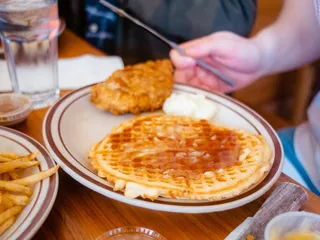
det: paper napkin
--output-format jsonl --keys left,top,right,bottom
{"left": 0, "top": 54, "right": 124, "bottom": 91}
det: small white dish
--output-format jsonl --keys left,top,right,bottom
{"left": 0, "top": 93, "right": 32, "bottom": 126}
{"left": 265, "top": 211, "right": 320, "bottom": 240}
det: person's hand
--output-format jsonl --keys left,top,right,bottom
{"left": 170, "top": 31, "right": 265, "bottom": 93}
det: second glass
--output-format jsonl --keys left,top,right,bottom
{"left": 0, "top": 0, "right": 60, "bottom": 109}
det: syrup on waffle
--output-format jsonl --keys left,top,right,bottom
{"left": 89, "top": 115, "right": 272, "bottom": 201}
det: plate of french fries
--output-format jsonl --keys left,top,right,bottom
{"left": 0, "top": 126, "right": 59, "bottom": 240}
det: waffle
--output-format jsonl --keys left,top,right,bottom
{"left": 90, "top": 59, "right": 173, "bottom": 115}
{"left": 89, "top": 115, "right": 272, "bottom": 201}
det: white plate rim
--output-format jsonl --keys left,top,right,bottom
{"left": 0, "top": 126, "right": 59, "bottom": 240}
{"left": 42, "top": 83, "right": 283, "bottom": 214}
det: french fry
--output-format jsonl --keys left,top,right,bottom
{"left": 0, "top": 181, "right": 32, "bottom": 196}
{"left": 19, "top": 152, "right": 39, "bottom": 162}
{"left": 2, "top": 174, "right": 9, "bottom": 181}
{"left": 0, "top": 156, "right": 12, "bottom": 163}
{"left": 0, "top": 153, "right": 19, "bottom": 160}
{"left": 3, "top": 194, "right": 29, "bottom": 206}
{"left": 0, "top": 217, "right": 15, "bottom": 235}
{"left": 0, "top": 152, "right": 38, "bottom": 163}
{"left": 8, "top": 172, "right": 20, "bottom": 180}
{"left": 0, "top": 206, "right": 6, "bottom": 214}
{"left": 0, "top": 160, "right": 39, "bottom": 174}
{"left": 0, "top": 206, "right": 22, "bottom": 225}
{"left": 0, "top": 151, "right": 59, "bottom": 236}
{"left": 12, "top": 165, "right": 59, "bottom": 186}
{"left": 1, "top": 196, "right": 13, "bottom": 210}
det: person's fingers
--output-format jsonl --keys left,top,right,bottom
{"left": 169, "top": 49, "right": 196, "bottom": 69}
{"left": 195, "top": 67, "right": 220, "bottom": 89}
{"left": 205, "top": 65, "right": 257, "bottom": 92}
{"left": 179, "top": 34, "right": 215, "bottom": 48}
{"left": 171, "top": 31, "right": 262, "bottom": 93}
{"left": 174, "top": 71, "right": 188, "bottom": 84}
{"left": 174, "top": 67, "right": 220, "bottom": 90}
{"left": 198, "top": 56, "right": 259, "bottom": 87}
{"left": 174, "top": 67, "right": 195, "bottom": 84}
{"left": 169, "top": 33, "right": 228, "bottom": 69}
{"left": 171, "top": 31, "right": 261, "bottom": 76}
{"left": 178, "top": 35, "right": 217, "bottom": 59}
{"left": 177, "top": 32, "right": 262, "bottom": 73}
{"left": 174, "top": 61, "right": 258, "bottom": 93}
{"left": 185, "top": 34, "right": 252, "bottom": 61}
{"left": 208, "top": 42, "right": 262, "bottom": 73}
{"left": 179, "top": 32, "right": 237, "bottom": 58}
{"left": 180, "top": 31, "right": 237, "bottom": 49}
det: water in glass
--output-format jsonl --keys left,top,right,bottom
{"left": 0, "top": 0, "right": 60, "bottom": 109}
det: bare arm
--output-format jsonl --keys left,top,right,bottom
{"left": 254, "top": 0, "right": 320, "bottom": 76}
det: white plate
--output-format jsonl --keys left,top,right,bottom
{"left": 0, "top": 126, "right": 59, "bottom": 240}
{"left": 43, "top": 84, "right": 283, "bottom": 214}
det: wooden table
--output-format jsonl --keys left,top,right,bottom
{"left": 11, "top": 30, "right": 320, "bottom": 240}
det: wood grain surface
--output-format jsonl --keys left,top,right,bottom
{"left": 10, "top": 30, "right": 320, "bottom": 240}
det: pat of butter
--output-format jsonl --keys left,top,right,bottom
{"left": 125, "top": 182, "right": 160, "bottom": 200}
{"left": 163, "top": 93, "right": 218, "bottom": 120}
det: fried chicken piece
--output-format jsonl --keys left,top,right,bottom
{"left": 90, "top": 59, "right": 174, "bottom": 115}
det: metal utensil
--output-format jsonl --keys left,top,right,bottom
{"left": 99, "top": 0, "right": 235, "bottom": 87}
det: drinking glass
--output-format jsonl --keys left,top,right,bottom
{"left": 0, "top": 0, "right": 60, "bottom": 109}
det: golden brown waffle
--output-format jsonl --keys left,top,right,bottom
{"left": 90, "top": 59, "right": 173, "bottom": 115}
{"left": 89, "top": 115, "right": 272, "bottom": 201}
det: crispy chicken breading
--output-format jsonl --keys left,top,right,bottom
{"left": 90, "top": 59, "right": 174, "bottom": 115}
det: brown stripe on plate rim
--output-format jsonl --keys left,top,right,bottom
{"left": 0, "top": 126, "right": 58, "bottom": 240}
{"left": 44, "top": 84, "right": 282, "bottom": 206}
